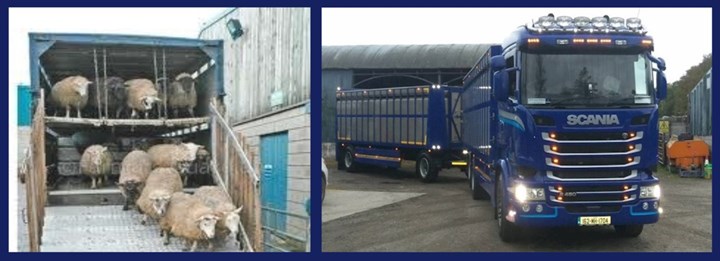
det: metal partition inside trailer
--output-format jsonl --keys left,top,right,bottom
{"left": 462, "top": 45, "right": 502, "bottom": 160}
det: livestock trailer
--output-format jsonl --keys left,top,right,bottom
{"left": 335, "top": 85, "right": 465, "bottom": 182}
{"left": 23, "top": 33, "right": 262, "bottom": 251}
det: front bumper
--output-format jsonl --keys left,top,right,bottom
{"left": 506, "top": 199, "right": 661, "bottom": 227}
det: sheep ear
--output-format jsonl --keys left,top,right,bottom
{"left": 233, "top": 206, "right": 243, "bottom": 214}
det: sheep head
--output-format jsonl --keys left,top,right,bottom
{"left": 73, "top": 77, "right": 92, "bottom": 97}
{"left": 141, "top": 96, "right": 161, "bottom": 110}
{"left": 119, "top": 180, "right": 142, "bottom": 200}
{"left": 196, "top": 214, "right": 220, "bottom": 239}
{"left": 148, "top": 191, "right": 172, "bottom": 216}
{"left": 223, "top": 206, "right": 243, "bottom": 239}
{"left": 182, "top": 142, "right": 204, "bottom": 162}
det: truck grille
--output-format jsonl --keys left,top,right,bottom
{"left": 566, "top": 205, "right": 622, "bottom": 214}
{"left": 549, "top": 184, "right": 636, "bottom": 204}
{"left": 547, "top": 170, "right": 636, "bottom": 180}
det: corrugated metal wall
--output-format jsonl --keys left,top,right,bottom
{"left": 199, "top": 8, "right": 311, "bottom": 124}
{"left": 688, "top": 68, "right": 712, "bottom": 136}
{"left": 321, "top": 70, "right": 353, "bottom": 142}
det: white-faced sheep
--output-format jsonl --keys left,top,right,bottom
{"left": 125, "top": 78, "right": 161, "bottom": 119}
{"left": 168, "top": 73, "right": 197, "bottom": 118}
{"left": 79, "top": 144, "right": 112, "bottom": 189}
{"left": 51, "top": 75, "right": 92, "bottom": 118}
{"left": 136, "top": 167, "right": 183, "bottom": 225}
{"left": 118, "top": 150, "right": 153, "bottom": 211}
{"left": 160, "top": 192, "right": 220, "bottom": 251}
{"left": 88, "top": 76, "right": 126, "bottom": 118}
{"left": 193, "top": 186, "right": 243, "bottom": 246}
{"left": 147, "top": 142, "right": 204, "bottom": 186}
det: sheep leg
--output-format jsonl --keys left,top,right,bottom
{"left": 115, "top": 108, "right": 123, "bottom": 119}
{"left": 190, "top": 240, "right": 198, "bottom": 252}
{"left": 182, "top": 175, "right": 188, "bottom": 187}
{"left": 65, "top": 107, "right": 70, "bottom": 118}
{"left": 141, "top": 214, "right": 148, "bottom": 225}
{"left": 131, "top": 110, "right": 137, "bottom": 119}
{"left": 122, "top": 196, "right": 130, "bottom": 211}
{"left": 182, "top": 239, "right": 191, "bottom": 251}
{"left": 163, "top": 230, "right": 171, "bottom": 245}
{"left": 207, "top": 241, "right": 214, "bottom": 251}
{"left": 173, "top": 109, "right": 179, "bottom": 119}
{"left": 188, "top": 108, "right": 194, "bottom": 118}
{"left": 145, "top": 111, "right": 150, "bottom": 119}
{"left": 77, "top": 107, "right": 82, "bottom": 119}
{"left": 90, "top": 177, "right": 96, "bottom": 189}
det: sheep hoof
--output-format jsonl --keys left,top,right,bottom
{"left": 141, "top": 220, "right": 146, "bottom": 225}
{"left": 122, "top": 205, "right": 129, "bottom": 211}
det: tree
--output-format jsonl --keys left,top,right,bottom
{"left": 659, "top": 54, "right": 712, "bottom": 116}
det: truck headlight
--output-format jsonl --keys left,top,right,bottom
{"left": 640, "top": 185, "right": 661, "bottom": 199}
{"left": 514, "top": 184, "right": 545, "bottom": 203}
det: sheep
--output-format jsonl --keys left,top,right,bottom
{"left": 168, "top": 73, "right": 197, "bottom": 118}
{"left": 147, "top": 142, "right": 205, "bottom": 186}
{"left": 51, "top": 75, "right": 92, "bottom": 118}
{"left": 125, "top": 78, "right": 161, "bottom": 119}
{"left": 193, "top": 186, "right": 243, "bottom": 246}
{"left": 79, "top": 144, "right": 112, "bottom": 189}
{"left": 159, "top": 192, "right": 220, "bottom": 251}
{"left": 88, "top": 76, "right": 126, "bottom": 118}
{"left": 118, "top": 150, "right": 153, "bottom": 211}
{"left": 136, "top": 167, "right": 183, "bottom": 225}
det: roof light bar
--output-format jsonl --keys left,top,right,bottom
{"left": 528, "top": 14, "right": 646, "bottom": 35}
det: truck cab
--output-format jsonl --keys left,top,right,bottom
{"left": 467, "top": 14, "right": 667, "bottom": 241}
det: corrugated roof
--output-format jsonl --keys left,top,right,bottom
{"left": 322, "top": 44, "right": 492, "bottom": 69}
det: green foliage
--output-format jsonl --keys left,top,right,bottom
{"left": 659, "top": 54, "right": 712, "bottom": 116}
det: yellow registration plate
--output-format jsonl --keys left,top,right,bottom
{"left": 578, "top": 216, "right": 611, "bottom": 226}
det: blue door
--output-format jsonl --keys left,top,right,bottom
{"left": 261, "top": 132, "right": 288, "bottom": 232}
{"left": 18, "top": 85, "right": 32, "bottom": 126}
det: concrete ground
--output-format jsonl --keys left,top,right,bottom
{"left": 322, "top": 160, "right": 712, "bottom": 252}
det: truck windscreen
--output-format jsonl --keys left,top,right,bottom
{"left": 521, "top": 53, "right": 653, "bottom": 107}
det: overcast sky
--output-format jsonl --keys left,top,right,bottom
{"left": 323, "top": 8, "right": 712, "bottom": 83}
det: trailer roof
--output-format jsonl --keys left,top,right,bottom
{"left": 322, "top": 44, "right": 492, "bottom": 70}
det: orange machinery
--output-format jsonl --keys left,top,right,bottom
{"left": 666, "top": 136, "right": 710, "bottom": 177}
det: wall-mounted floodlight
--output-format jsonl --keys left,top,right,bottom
{"left": 226, "top": 18, "right": 244, "bottom": 40}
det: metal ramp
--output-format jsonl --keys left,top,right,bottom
{"left": 41, "top": 205, "right": 243, "bottom": 252}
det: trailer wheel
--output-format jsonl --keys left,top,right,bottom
{"left": 416, "top": 153, "right": 439, "bottom": 183}
{"left": 614, "top": 225, "right": 643, "bottom": 237}
{"left": 343, "top": 147, "right": 359, "bottom": 172}
{"left": 496, "top": 174, "right": 519, "bottom": 242}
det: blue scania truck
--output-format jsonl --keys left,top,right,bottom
{"left": 463, "top": 15, "right": 667, "bottom": 241}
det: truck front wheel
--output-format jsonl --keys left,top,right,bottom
{"left": 417, "top": 153, "right": 439, "bottom": 183}
{"left": 614, "top": 224, "right": 643, "bottom": 237}
{"left": 496, "top": 174, "right": 519, "bottom": 242}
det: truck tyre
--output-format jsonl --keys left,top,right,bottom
{"left": 496, "top": 174, "right": 519, "bottom": 242}
{"left": 343, "top": 147, "right": 359, "bottom": 172}
{"left": 469, "top": 157, "right": 489, "bottom": 200}
{"left": 416, "top": 153, "right": 439, "bottom": 183}
{"left": 614, "top": 225, "right": 643, "bottom": 237}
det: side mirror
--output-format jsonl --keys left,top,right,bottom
{"left": 494, "top": 70, "right": 509, "bottom": 101}
{"left": 491, "top": 55, "right": 506, "bottom": 71}
{"left": 656, "top": 70, "right": 667, "bottom": 100}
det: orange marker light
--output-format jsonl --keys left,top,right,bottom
{"left": 623, "top": 185, "right": 629, "bottom": 190}
{"left": 628, "top": 145, "right": 635, "bottom": 150}
{"left": 642, "top": 39, "right": 653, "bottom": 45}
{"left": 527, "top": 38, "right": 540, "bottom": 44}
{"left": 557, "top": 196, "right": 563, "bottom": 201}
{"left": 551, "top": 145, "right": 558, "bottom": 152}
{"left": 573, "top": 39, "right": 584, "bottom": 43}
{"left": 552, "top": 158, "right": 560, "bottom": 164}
{"left": 586, "top": 38, "right": 599, "bottom": 44}
{"left": 550, "top": 133, "right": 557, "bottom": 139}
{"left": 624, "top": 195, "right": 630, "bottom": 200}
{"left": 557, "top": 186, "right": 563, "bottom": 191}
{"left": 627, "top": 157, "right": 634, "bottom": 163}
{"left": 600, "top": 39, "right": 612, "bottom": 44}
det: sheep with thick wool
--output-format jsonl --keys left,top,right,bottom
{"left": 147, "top": 142, "right": 204, "bottom": 186}
{"left": 193, "top": 186, "right": 243, "bottom": 246}
{"left": 160, "top": 192, "right": 220, "bottom": 251}
{"left": 136, "top": 167, "right": 183, "bottom": 225}
{"left": 168, "top": 73, "right": 197, "bottom": 118}
{"left": 125, "top": 78, "right": 161, "bottom": 119}
{"left": 118, "top": 150, "right": 153, "bottom": 211}
{"left": 51, "top": 75, "right": 92, "bottom": 118}
{"left": 79, "top": 144, "right": 112, "bottom": 189}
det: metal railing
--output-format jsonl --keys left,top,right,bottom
{"left": 209, "top": 100, "right": 262, "bottom": 251}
